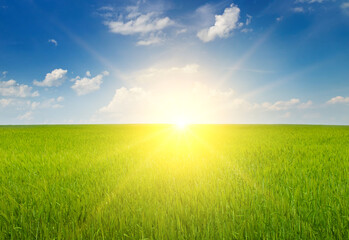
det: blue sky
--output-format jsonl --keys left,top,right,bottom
{"left": 0, "top": 0, "right": 348, "bottom": 124}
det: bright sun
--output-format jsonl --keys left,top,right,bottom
{"left": 174, "top": 117, "right": 189, "bottom": 130}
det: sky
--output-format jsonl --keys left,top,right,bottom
{"left": 0, "top": 0, "right": 348, "bottom": 124}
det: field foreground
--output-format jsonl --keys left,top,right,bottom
{"left": 0, "top": 124, "right": 348, "bottom": 239}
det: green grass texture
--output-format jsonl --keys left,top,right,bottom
{"left": 0, "top": 124, "right": 348, "bottom": 239}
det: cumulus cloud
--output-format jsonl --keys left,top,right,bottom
{"left": 102, "top": 3, "right": 173, "bottom": 46}
{"left": 48, "top": 39, "right": 58, "bottom": 46}
{"left": 71, "top": 71, "right": 109, "bottom": 96}
{"left": 33, "top": 68, "right": 67, "bottom": 87}
{"left": 327, "top": 96, "right": 349, "bottom": 104}
{"left": 0, "top": 79, "right": 39, "bottom": 97}
{"left": 197, "top": 4, "right": 241, "bottom": 42}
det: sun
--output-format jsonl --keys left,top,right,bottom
{"left": 174, "top": 117, "right": 189, "bottom": 130}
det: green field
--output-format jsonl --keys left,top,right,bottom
{"left": 0, "top": 125, "right": 348, "bottom": 239}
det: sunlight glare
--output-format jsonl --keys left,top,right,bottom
{"left": 174, "top": 117, "right": 189, "bottom": 130}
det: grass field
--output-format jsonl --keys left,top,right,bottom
{"left": 0, "top": 124, "right": 348, "bottom": 239}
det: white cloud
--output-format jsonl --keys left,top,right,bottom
{"left": 0, "top": 79, "right": 39, "bottom": 97}
{"left": 17, "top": 111, "right": 33, "bottom": 120}
{"left": 105, "top": 13, "right": 173, "bottom": 35}
{"left": 99, "top": 87, "right": 149, "bottom": 114}
{"left": 48, "top": 39, "right": 58, "bottom": 46}
{"left": 0, "top": 95, "right": 64, "bottom": 113}
{"left": 31, "top": 97, "right": 64, "bottom": 110}
{"left": 71, "top": 71, "right": 109, "bottom": 96}
{"left": 245, "top": 14, "right": 252, "bottom": 25}
{"left": 99, "top": 6, "right": 114, "bottom": 11}
{"left": 33, "top": 68, "right": 67, "bottom": 87}
{"left": 0, "top": 98, "right": 13, "bottom": 107}
{"left": 125, "top": 64, "right": 201, "bottom": 85}
{"left": 298, "top": 100, "right": 313, "bottom": 109}
{"left": 136, "top": 33, "right": 163, "bottom": 46}
{"left": 0, "top": 98, "right": 31, "bottom": 109}
{"left": 276, "top": 16, "right": 284, "bottom": 22}
{"left": 260, "top": 98, "right": 312, "bottom": 111}
{"left": 292, "top": 7, "right": 305, "bottom": 13}
{"left": 327, "top": 96, "right": 349, "bottom": 104}
{"left": 295, "top": 0, "right": 325, "bottom": 3}
{"left": 241, "top": 28, "right": 252, "bottom": 33}
{"left": 97, "top": 6, "right": 116, "bottom": 19}
{"left": 176, "top": 28, "right": 187, "bottom": 35}
{"left": 57, "top": 96, "right": 64, "bottom": 102}
{"left": 103, "top": 2, "right": 174, "bottom": 46}
{"left": 197, "top": 4, "right": 241, "bottom": 42}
